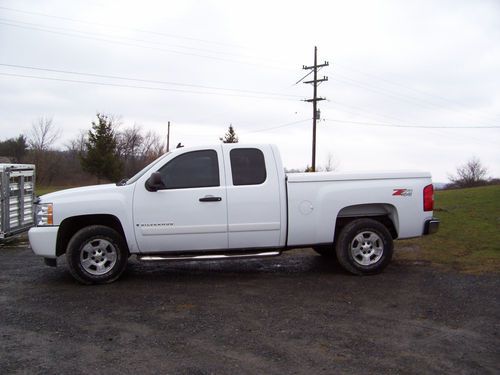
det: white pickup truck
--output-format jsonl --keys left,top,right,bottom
{"left": 29, "top": 144, "right": 439, "bottom": 284}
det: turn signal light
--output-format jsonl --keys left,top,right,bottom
{"left": 47, "top": 204, "right": 53, "bottom": 225}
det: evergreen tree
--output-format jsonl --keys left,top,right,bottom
{"left": 220, "top": 124, "right": 239, "bottom": 143}
{"left": 80, "top": 113, "right": 123, "bottom": 183}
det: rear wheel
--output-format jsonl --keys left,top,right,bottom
{"left": 335, "top": 218, "right": 393, "bottom": 275}
{"left": 66, "top": 225, "right": 128, "bottom": 284}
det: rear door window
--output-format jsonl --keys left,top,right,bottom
{"left": 230, "top": 148, "right": 267, "bottom": 186}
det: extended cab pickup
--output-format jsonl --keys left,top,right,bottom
{"left": 29, "top": 144, "right": 439, "bottom": 284}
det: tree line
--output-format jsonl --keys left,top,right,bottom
{"left": 0, "top": 114, "right": 166, "bottom": 186}
{"left": 0, "top": 115, "right": 496, "bottom": 188}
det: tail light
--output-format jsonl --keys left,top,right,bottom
{"left": 423, "top": 184, "right": 434, "bottom": 212}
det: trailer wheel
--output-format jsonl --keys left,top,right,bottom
{"left": 66, "top": 225, "right": 128, "bottom": 285}
{"left": 335, "top": 219, "right": 393, "bottom": 275}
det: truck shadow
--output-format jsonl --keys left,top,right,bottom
{"left": 27, "top": 249, "right": 357, "bottom": 288}
{"left": 121, "top": 251, "right": 347, "bottom": 283}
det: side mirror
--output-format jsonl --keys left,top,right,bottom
{"left": 145, "top": 172, "right": 165, "bottom": 192}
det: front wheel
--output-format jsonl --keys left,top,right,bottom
{"left": 335, "top": 219, "right": 393, "bottom": 275}
{"left": 66, "top": 225, "right": 128, "bottom": 284}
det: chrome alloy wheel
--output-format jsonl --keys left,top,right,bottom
{"left": 80, "top": 239, "right": 117, "bottom": 276}
{"left": 350, "top": 231, "right": 384, "bottom": 266}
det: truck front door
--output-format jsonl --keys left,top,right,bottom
{"left": 133, "top": 147, "right": 228, "bottom": 253}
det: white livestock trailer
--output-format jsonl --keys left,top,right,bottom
{"left": 0, "top": 164, "right": 36, "bottom": 239}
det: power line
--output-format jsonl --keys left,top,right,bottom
{"left": 332, "top": 74, "right": 500, "bottom": 125}
{"left": 3, "top": 5, "right": 497, "bottom": 130}
{"left": 0, "top": 72, "right": 299, "bottom": 101}
{"left": 335, "top": 62, "right": 500, "bottom": 123}
{"left": 0, "top": 8, "right": 296, "bottom": 70}
{"left": 243, "top": 119, "right": 309, "bottom": 133}
{"left": 0, "top": 5, "right": 297, "bottom": 69}
{"left": 324, "top": 99, "right": 500, "bottom": 130}
{"left": 323, "top": 101, "right": 412, "bottom": 124}
{"left": 2, "top": 70, "right": 495, "bottom": 130}
{"left": 0, "top": 16, "right": 274, "bottom": 64}
{"left": 2, "top": 5, "right": 497, "bottom": 125}
{"left": 327, "top": 70, "right": 500, "bottom": 126}
{"left": 324, "top": 118, "right": 500, "bottom": 129}
{"left": 294, "top": 69, "right": 314, "bottom": 85}
{"left": 0, "top": 5, "right": 240, "bottom": 48}
{"left": 0, "top": 63, "right": 301, "bottom": 99}
{"left": 323, "top": 104, "right": 500, "bottom": 136}
{"left": 0, "top": 20, "right": 287, "bottom": 70}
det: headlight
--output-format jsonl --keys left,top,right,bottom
{"left": 35, "top": 203, "right": 53, "bottom": 226}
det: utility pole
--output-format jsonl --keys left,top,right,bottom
{"left": 302, "top": 46, "right": 328, "bottom": 171}
{"left": 166, "top": 121, "right": 170, "bottom": 152}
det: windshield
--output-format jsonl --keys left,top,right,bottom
{"left": 125, "top": 152, "right": 171, "bottom": 185}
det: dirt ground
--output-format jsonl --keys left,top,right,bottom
{"left": 1, "top": 236, "right": 499, "bottom": 374}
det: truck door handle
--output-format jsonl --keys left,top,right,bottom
{"left": 199, "top": 196, "right": 222, "bottom": 202}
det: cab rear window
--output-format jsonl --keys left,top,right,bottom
{"left": 230, "top": 148, "right": 266, "bottom": 186}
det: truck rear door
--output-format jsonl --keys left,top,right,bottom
{"left": 222, "top": 145, "right": 282, "bottom": 249}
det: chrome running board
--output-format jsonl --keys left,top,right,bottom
{"left": 137, "top": 250, "right": 281, "bottom": 262}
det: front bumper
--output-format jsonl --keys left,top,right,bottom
{"left": 28, "top": 226, "right": 59, "bottom": 257}
{"left": 423, "top": 218, "right": 440, "bottom": 235}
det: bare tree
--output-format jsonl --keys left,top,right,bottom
{"left": 309, "top": 153, "right": 340, "bottom": 172}
{"left": 66, "top": 130, "right": 88, "bottom": 155}
{"left": 27, "top": 117, "right": 61, "bottom": 184}
{"left": 115, "top": 124, "right": 146, "bottom": 177}
{"left": 323, "top": 153, "right": 339, "bottom": 172}
{"left": 29, "top": 117, "right": 61, "bottom": 151}
{"left": 117, "top": 124, "right": 144, "bottom": 159}
{"left": 140, "top": 130, "right": 166, "bottom": 161}
{"left": 286, "top": 154, "right": 340, "bottom": 173}
{"left": 448, "top": 157, "right": 488, "bottom": 188}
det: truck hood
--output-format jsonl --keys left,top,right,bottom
{"left": 39, "top": 184, "right": 118, "bottom": 203}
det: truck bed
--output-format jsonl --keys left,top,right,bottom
{"left": 286, "top": 170, "right": 433, "bottom": 246}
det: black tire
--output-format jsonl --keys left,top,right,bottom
{"left": 66, "top": 225, "right": 128, "bottom": 285}
{"left": 335, "top": 218, "right": 393, "bottom": 275}
{"left": 313, "top": 245, "right": 336, "bottom": 258}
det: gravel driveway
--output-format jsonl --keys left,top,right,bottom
{"left": 1, "top": 236, "right": 499, "bottom": 374}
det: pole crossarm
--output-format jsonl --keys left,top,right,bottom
{"left": 303, "top": 97, "right": 326, "bottom": 103}
{"left": 303, "top": 62, "right": 329, "bottom": 70}
{"left": 303, "top": 77, "right": 328, "bottom": 84}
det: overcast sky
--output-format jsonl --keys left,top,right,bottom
{"left": 1, "top": 0, "right": 499, "bottom": 181}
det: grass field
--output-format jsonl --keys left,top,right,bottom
{"left": 396, "top": 185, "right": 500, "bottom": 273}
{"left": 35, "top": 184, "right": 500, "bottom": 274}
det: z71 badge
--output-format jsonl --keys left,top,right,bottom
{"left": 392, "top": 189, "right": 413, "bottom": 197}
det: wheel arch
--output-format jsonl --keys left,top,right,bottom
{"left": 56, "top": 214, "right": 129, "bottom": 257}
{"left": 334, "top": 203, "right": 399, "bottom": 242}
